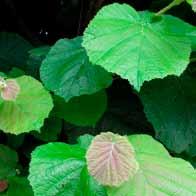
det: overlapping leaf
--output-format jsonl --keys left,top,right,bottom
{"left": 83, "top": 3, "right": 194, "bottom": 90}
{"left": 40, "top": 37, "right": 112, "bottom": 101}
{"left": 140, "top": 74, "right": 196, "bottom": 153}
{"left": 107, "top": 135, "right": 196, "bottom": 196}
{"left": 53, "top": 91, "right": 107, "bottom": 126}
{"left": 86, "top": 132, "right": 139, "bottom": 186}
{"left": 0, "top": 76, "right": 53, "bottom": 134}
{"left": 28, "top": 137, "right": 107, "bottom": 196}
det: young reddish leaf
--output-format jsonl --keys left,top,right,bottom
{"left": 1, "top": 79, "right": 20, "bottom": 101}
{"left": 0, "top": 180, "right": 8, "bottom": 192}
{"left": 86, "top": 132, "right": 139, "bottom": 187}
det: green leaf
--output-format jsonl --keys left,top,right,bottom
{"left": 0, "top": 76, "right": 53, "bottom": 134}
{"left": 83, "top": 3, "right": 192, "bottom": 90}
{"left": 0, "top": 33, "right": 32, "bottom": 71}
{"left": 53, "top": 91, "right": 107, "bottom": 126}
{"left": 32, "top": 117, "right": 62, "bottom": 142}
{"left": 29, "top": 141, "right": 106, "bottom": 196}
{"left": 140, "top": 74, "right": 196, "bottom": 153}
{"left": 4, "top": 176, "right": 33, "bottom": 196}
{"left": 107, "top": 134, "right": 196, "bottom": 196}
{"left": 40, "top": 37, "right": 112, "bottom": 102}
{"left": 0, "top": 145, "right": 18, "bottom": 179}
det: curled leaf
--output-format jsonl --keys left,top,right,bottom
{"left": 1, "top": 79, "right": 20, "bottom": 101}
{"left": 86, "top": 132, "right": 139, "bottom": 187}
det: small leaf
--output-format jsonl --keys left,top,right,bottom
{"left": 83, "top": 3, "right": 193, "bottom": 90}
{"left": 107, "top": 135, "right": 196, "bottom": 196}
{"left": 40, "top": 37, "right": 112, "bottom": 102}
{"left": 0, "top": 76, "right": 53, "bottom": 134}
{"left": 0, "top": 145, "right": 18, "bottom": 179}
{"left": 86, "top": 132, "right": 139, "bottom": 186}
{"left": 53, "top": 90, "right": 107, "bottom": 126}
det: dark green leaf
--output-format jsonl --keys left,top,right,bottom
{"left": 32, "top": 117, "right": 62, "bottom": 142}
{"left": 0, "top": 33, "right": 32, "bottom": 71}
{"left": 53, "top": 91, "right": 107, "bottom": 126}
{"left": 0, "top": 145, "right": 18, "bottom": 179}
{"left": 140, "top": 74, "right": 196, "bottom": 153}
{"left": 40, "top": 37, "right": 112, "bottom": 101}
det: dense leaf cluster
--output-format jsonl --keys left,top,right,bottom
{"left": 0, "top": 1, "right": 196, "bottom": 195}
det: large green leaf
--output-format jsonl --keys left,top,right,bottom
{"left": 0, "top": 33, "right": 32, "bottom": 71}
{"left": 0, "top": 145, "right": 18, "bottom": 179}
{"left": 53, "top": 91, "right": 107, "bottom": 126}
{"left": 40, "top": 37, "right": 112, "bottom": 101}
{"left": 140, "top": 74, "right": 196, "bottom": 153}
{"left": 28, "top": 140, "right": 106, "bottom": 196}
{"left": 107, "top": 134, "right": 196, "bottom": 196}
{"left": 0, "top": 76, "right": 53, "bottom": 134}
{"left": 83, "top": 3, "right": 193, "bottom": 90}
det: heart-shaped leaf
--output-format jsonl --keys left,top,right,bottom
{"left": 83, "top": 3, "right": 193, "bottom": 90}
{"left": 86, "top": 132, "right": 139, "bottom": 186}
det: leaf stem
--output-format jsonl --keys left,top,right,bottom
{"left": 156, "top": 0, "right": 185, "bottom": 16}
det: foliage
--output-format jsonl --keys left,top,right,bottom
{"left": 0, "top": 0, "right": 195, "bottom": 195}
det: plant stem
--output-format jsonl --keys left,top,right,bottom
{"left": 156, "top": 0, "right": 185, "bottom": 16}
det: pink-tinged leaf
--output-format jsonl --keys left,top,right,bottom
{"left": 1, "top": 79, "right": 20, "bottom": 101}
{"left": 86, "top": 132, "right": 139, "bottom": 186}
{"left": 0, "top": 180, "right": 8, "bottom": 192}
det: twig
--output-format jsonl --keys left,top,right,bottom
{"left": 156, "top": 0, "right": 184, "bottom": 16}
